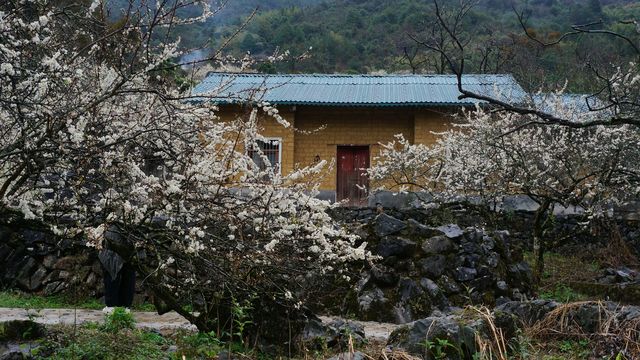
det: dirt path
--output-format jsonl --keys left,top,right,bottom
{"left": 0, "top": 308, "right": 196, "bottom": 333}
{"left": 0, "top": 308, "right": 401, "bottom": 340}
{"left": 318, "top": 316, "right": 401, "bottom": 341}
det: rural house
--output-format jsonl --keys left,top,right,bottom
{"left": 192, "top": 73, "right": 524, "bottom": 204}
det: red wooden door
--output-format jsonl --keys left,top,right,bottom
{"left": 337, "top": 146, "right": 370, "bottom": 205}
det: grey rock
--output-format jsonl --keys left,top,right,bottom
{"left": 460, "top": 241, "right": 480, "bottom": 254}
{"left": 15, "top": 257, "right": 37, "bottom": 290}
{"left": 377, "top": 237, "right": 416, "bottom": 258}
{"left": 43, "top": 281, "right": 66, "bottom": 296}
{"left": 469, "top": 276, "right": 493, "bottom": 291}
{"left": 85, "top": 272, "right": 98, "bottom": 287}
{"left": 436, "top": 224, "right": 464, "bottom": 239}
{"left": 495, "top": 300, "right": 560, "bottom": 325}
{"left": 420, "top": 278, "right": 441, "bottom": 297}
{"left": 0, "top": 320, "right": 45, "bottom": 341}
{"left": 421, "top": 235, "right": 455, "bottom": 255}
{"left": 370, "top": 265, "right": 398, "bottom": 287}
{"left": 42, "top": 255, "right": 57, "bottom": 269}
{"left": 328, "top": 351, "right": 367, "bottom": 360}
{"left": 486, "top": 252, "right": 500, "bottom": 268}
{"left": 420, "top": 278, "right": 448, "bottom": 308}
{"left": 393, "top": 303, "right": 414, "bottom": 324}
{"left": 358, "top": 288, "right": 388, "bottom": 313}
{"left": 399, "top": 278, "right": 423, "bottom": 303}
{"left": 454, "top": 267, "right": 477, "bottom": 282}
{"left": 439, "top": 275, "right": 461, "bottom": 294}
{"left": 419, "top": 255, "right": 446, "bottom": 278}
{"left": 463, "top": 227, "right": 483, "bottom": 242}
{"left": 301, "top": 317, "right": 365, "bottom": 349}
{"left": 406, "top": 219, "right": 441, "bottom": 238}
{"left": 481, "top": 235, "right": 495, "bottom": 251}
{"left": 28, "top": 266, "right": 48, "bottom": 291}
{"left": 58, "top": 271, "right": 71, "bottom": 280}
{"left": 387, "top": 315, "right": 478, "bottom": 358}
{"left": 374, "top": 214, "right": 406, "bottom": 237}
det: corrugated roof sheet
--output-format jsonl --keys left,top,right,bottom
{"left": 191, "top": 73, "right": 525, "bottom": 107}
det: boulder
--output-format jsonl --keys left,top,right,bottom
{"left": 15, "top": 257, "right": 37, "bottom": 290}
{"left": 419, "top": 255, "right": 446, "bottom": 279}
{"left": 371, "top": 265, "right": 398, "bottom": 287}
{"left": 301, "top": 317, "right": 365, "bottom": 350}
{"left": 0, "top": 320, "right": 45, "bottom": 341}
{"left": 387, "top": 314, "right": 479, "bottom": 358}
{"left": 327, "top": 352, "right": 367, "bottom": 360}
{"left": 53, "top": 255, "right": 85, "bottom": 270}
{"left": 374, "top": 214, "right": 406, "bottom": 237}
{"left": 421, "top": 236, "right": 455, "bottom": 255}
{"left": 495, "top": 300, "right": 559, "bottom": 325}
{"left": 399, "top": 278, "right": 423, "bottom": 303}
{"left": 406, "top": 219, "right": 441, "bottom": 238}
{"left": 377, "top": 237, "right": 416, "bottom": 259}
{"left": 435, "top": 224, "right": 464, "bottom": 239}
{"left": 454, "top": 267, "right": 477, "bottom": 282}
{"left": 357, "top": 287, "right": 389, "bottom": 320}
{"left": 28, "top": 266, "right": 48, "bottom": 291}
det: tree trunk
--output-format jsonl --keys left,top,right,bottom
{"left": 532, "top": 199, "right": 552, "bottom": 286}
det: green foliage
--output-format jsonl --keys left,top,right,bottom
{"left": 0, "top": 291, "right": 156, "bottom": 311}
{"left": 420, "top": 337, "right": 461, "bottom": 359}
{"left": 231, "top": 296, "right": 253, "bottom": 344}
{"left": 38, "top": 325, "right": 166, "bottom": 360}
{"left": 211, "top": 0, "right": 636, "bottom": 93}
{"left": 558, "top": 338, "right": 590, "bottom": 357}
{"left": 102, "top": 307, "right": 136, "bottom": 333}
{"left": 539, "top": 284, "right": 587, "bottom": 303}
{"left": 0, "top": 291, "right": 104, "bottom": 310}
{"left": 173, "top": 330, "right": 223, "bottom": 359}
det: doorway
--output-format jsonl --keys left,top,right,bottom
{"left": 336, "top": 145, "right": 370, "bottom": 205}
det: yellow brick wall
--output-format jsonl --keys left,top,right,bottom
{"left": 217, "top": 105, "right": 296, "bottom": 175}
{"left": 294, "top": 106, "right": 417, "bottom": 191}
{"left": 216, "top": 105, "right": 455, "bottom": 192}
{"left": 413, "top": 108, "right": 456, "bottom": 146}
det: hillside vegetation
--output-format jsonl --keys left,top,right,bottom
{"left": 216, "top": 0, "right": 640, "bottom": 92}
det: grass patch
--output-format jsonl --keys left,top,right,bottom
{"left": 34, "top": 307, "right": 168, "bottom": 360}
{"left": 36, "top": 325, "right": 168, "bottom": 360}
{"left": 0, "top": 291, "right": 103, "bottom": 310}
{"left": 0, "top": 291, "right": 156, "bottom": 311}
{"left": 524, "top": 252, "right": 598, "bottom": 301}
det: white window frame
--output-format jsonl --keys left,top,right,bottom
{"left": 251, "top": 137, "right": 282, "bottom": 175}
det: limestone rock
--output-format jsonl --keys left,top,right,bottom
{"left": 371, "top": 265, "right": 398, "bottom": 287}
{"left": 421, "top": 235, "right": 455, "bottom": 255}
{"left": 377, "top": 237, "right": 416, "bottom": 259}
{"left": 435, "top": 224, "right": 464, "bottom": 239}
{"left": 419, "top": 255, "right": 446, "bottom": 279}
{"left": 301, "top": 317, "right": 365, "bottom": 350}
{"left": 374, "top": 214, "right": 406, "bottom": 237}
{"left": 327, "top": 351, "right": 366, "bottom": 360}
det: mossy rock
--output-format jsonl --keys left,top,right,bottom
{"left": 0, "top": 320, "right": 45, "bottom": 341}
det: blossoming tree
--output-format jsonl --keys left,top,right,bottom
{"left": 0, "top": 0, "right": 367, "bottom": 343}
{"left": 369, "top": 94, "right": 640, "bottom": 285}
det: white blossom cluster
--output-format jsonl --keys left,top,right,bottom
{"left": 369, "top": 91, "right": 640, "bottom": 213}
{"left": 0, "top": 0, "right": 368, "bottom": 328}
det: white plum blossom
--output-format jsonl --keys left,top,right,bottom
{"left": 0, "top": 0, "right": 369, "bottom": 337}
{"left": 370, "top": 90, "right": 640, "bottom": 283}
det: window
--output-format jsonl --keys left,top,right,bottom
{"left": 248, "top": 138, "right": 282, "bottom": 173}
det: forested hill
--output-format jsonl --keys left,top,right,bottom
{"left": 215, "top": 0, "right": 639, "bottom": 92}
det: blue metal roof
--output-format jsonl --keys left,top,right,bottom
{"left": 191, "top": 73, "right": 525, "bottom": 107}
